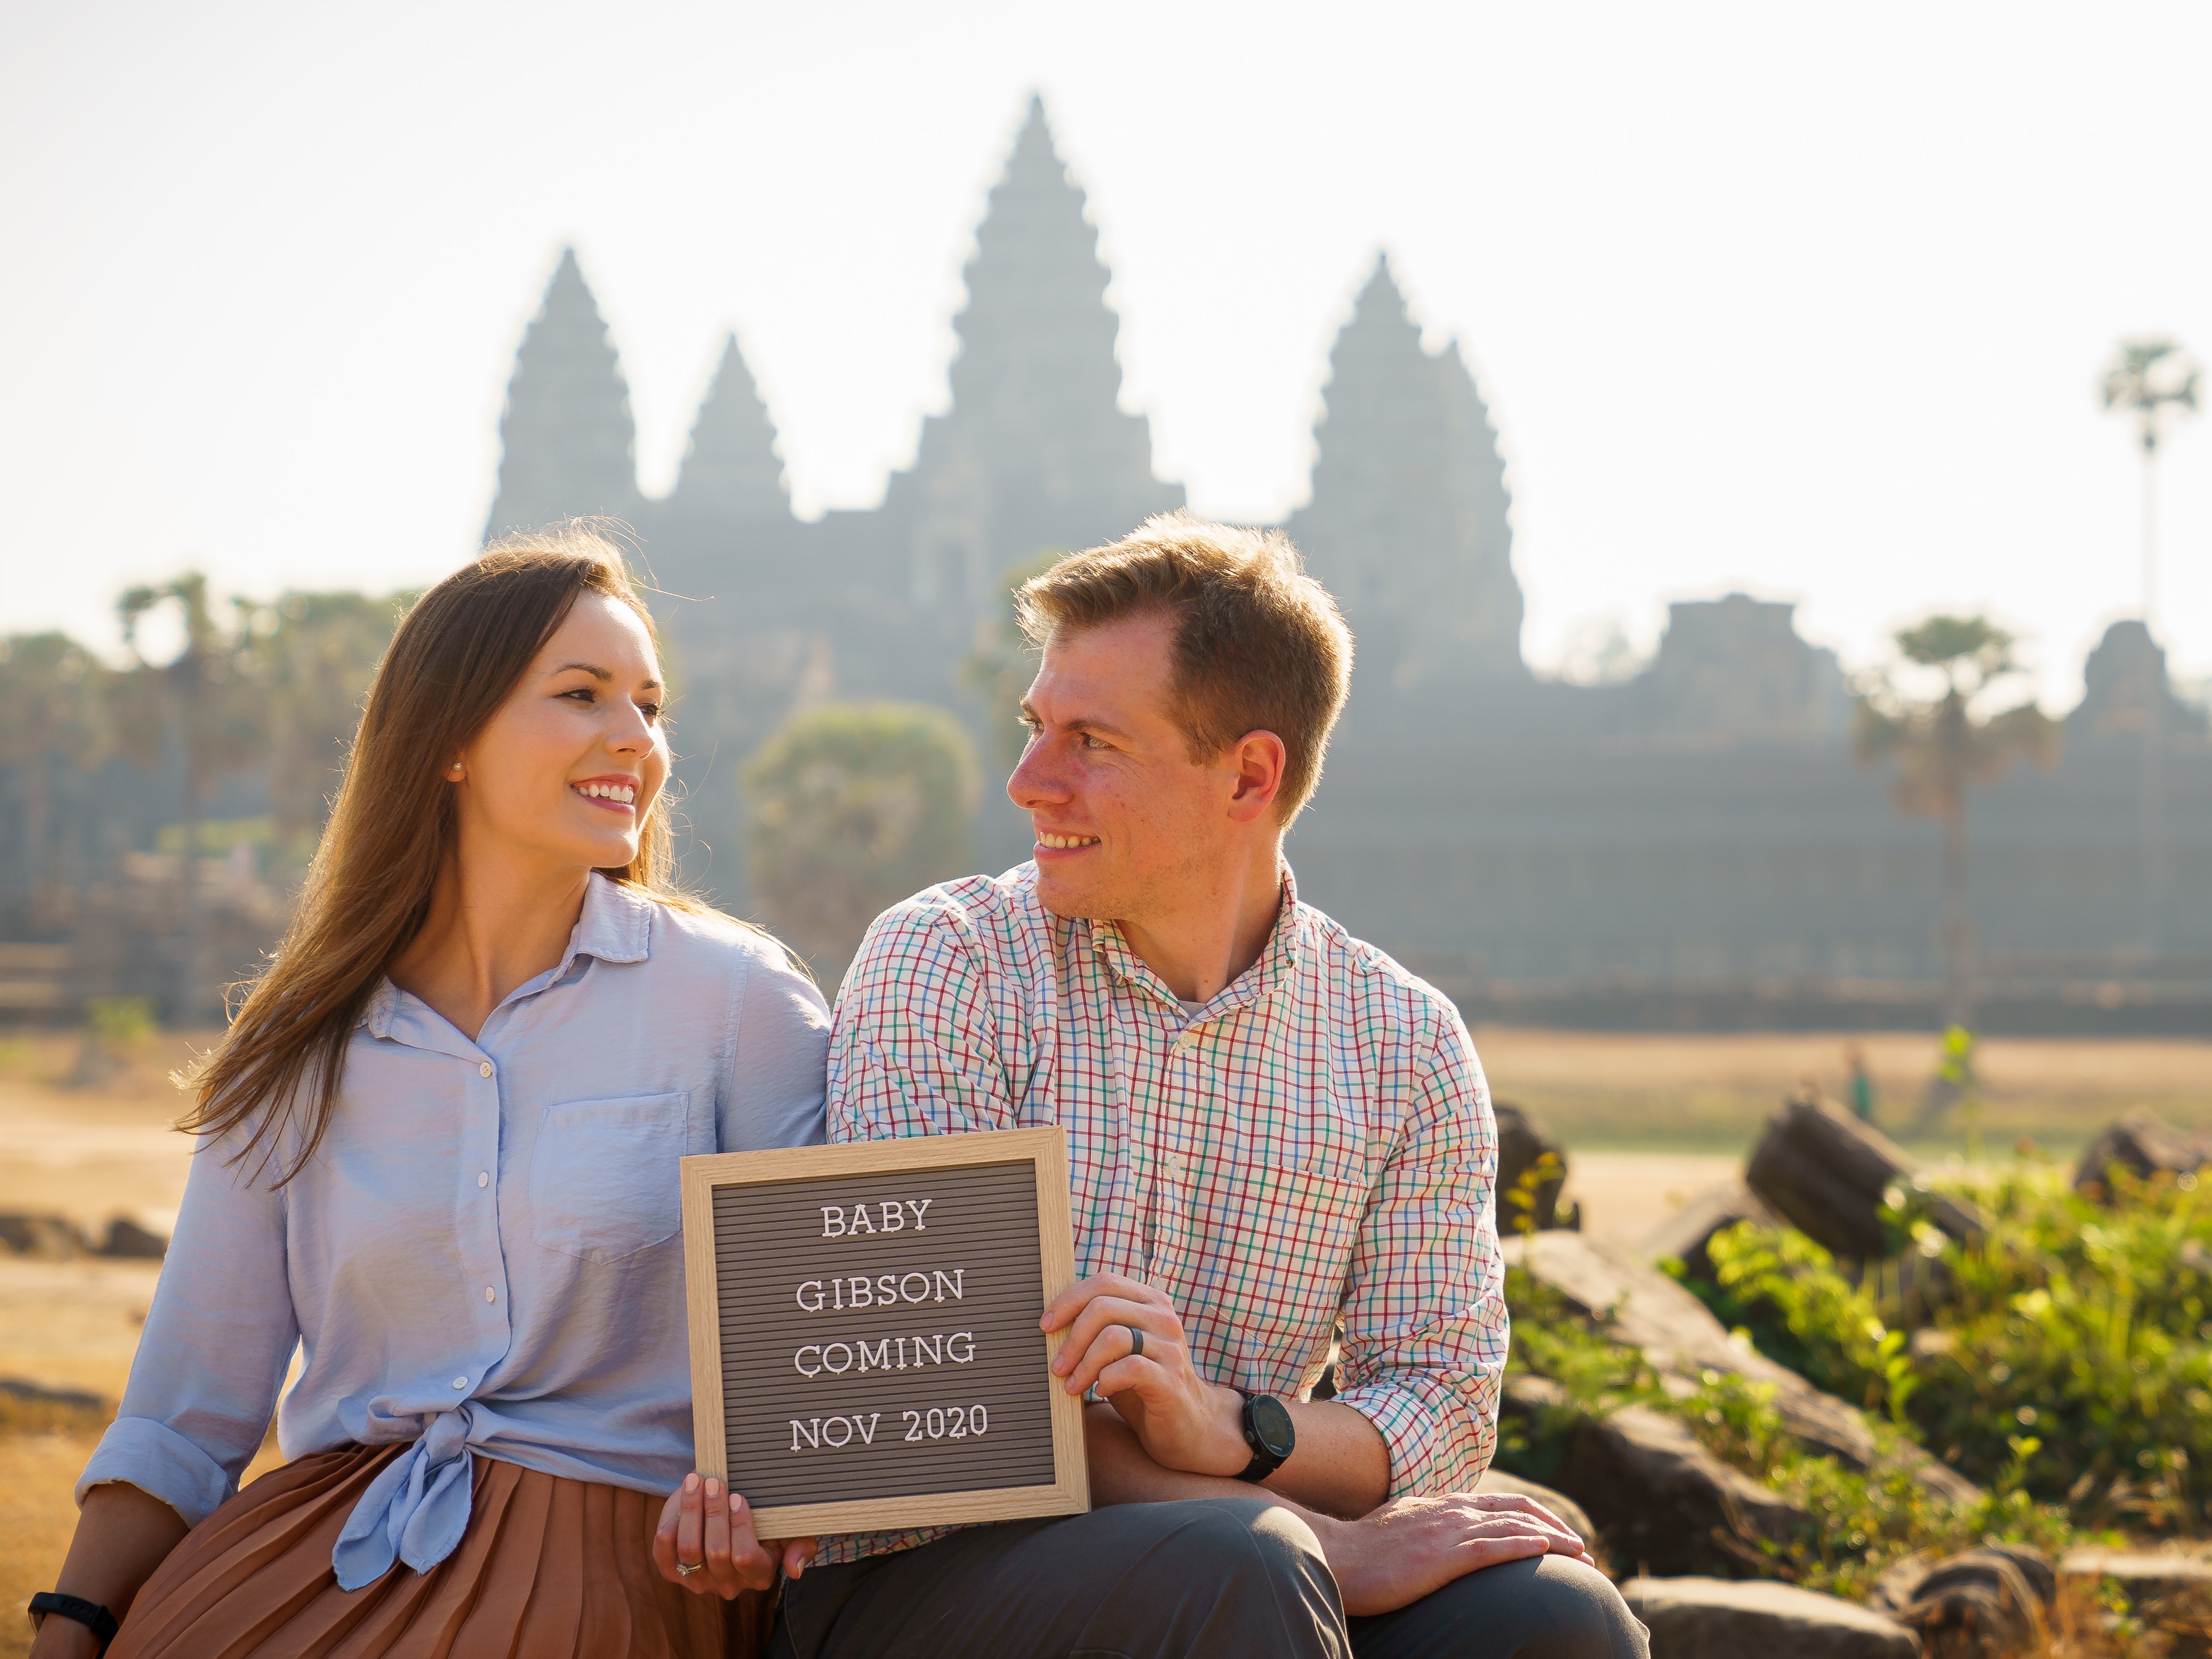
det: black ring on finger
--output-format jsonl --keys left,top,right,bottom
{"left": 1127, "top": 1325, "right": 1144, "bottom": 1358}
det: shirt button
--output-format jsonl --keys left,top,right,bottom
{"left": 452, "top": 1376, "right": 468, "bottom": 1390}
{"left": 485, "top": 1286, "right": 496, "bottom": 1303}
{"left": 478, "top": 1171, "right": 490, "bottom": 1188}
{"left": 1167, "top": 1155, "right": 1186, "bottom": 1177}
{"left": 479, "top": 1061, "right": 494, "bottom": 1078}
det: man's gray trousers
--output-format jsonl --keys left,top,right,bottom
{"left": 771, "top": 1498, "right": 1648, "bottom": 1658}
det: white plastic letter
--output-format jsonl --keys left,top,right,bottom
{"left": 796, "top": 1280, "right": 825, "bottom": 1313}
{"left": 821, "top": 1206, "right": 846, "bottom": 1238}
{"left": 905, "top": 1199, "right": 932, "bottom": 1231}
{"left": 880, "top": 1203, "right": 905, "bottom": 1233}
{"left": 794, "top": 1345, "right": 823, "bottom": 1377}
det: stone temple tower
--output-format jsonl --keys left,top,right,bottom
{"left": 884, "top": 95, "right": 1182, "bottom": 617}
{"left": 1289, "top": 256, "right": 1523, "bottom": 693}
{"left": 668, "top": 332, "right": 786, "bottom": 527}
{"left": 483, "top": 248, "right": 642, "bottom": 542}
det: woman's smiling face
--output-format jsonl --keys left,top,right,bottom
{"left": 451, "top": 591, "right": 670, "bottom": 876}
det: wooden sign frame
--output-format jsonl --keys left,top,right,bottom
{"left": 682, "top": 1127, "right": 1090, "bottom": 1537}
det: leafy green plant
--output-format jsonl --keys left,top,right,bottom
{"left": 1682, "top": 1160, "right": 2212, "bottom": 1530}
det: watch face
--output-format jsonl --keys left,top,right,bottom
{"left": 1251, "top": 1394, "right": 1296, "bottom": 1458}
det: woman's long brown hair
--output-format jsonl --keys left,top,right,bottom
{"left": 183, "top": 524, "right": 700, "bottom": 1181}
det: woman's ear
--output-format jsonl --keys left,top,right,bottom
{"left": 446, "top": 761, "right": 465, "bottom": 781}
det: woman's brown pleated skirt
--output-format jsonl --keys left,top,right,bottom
{"left": 110, "top": 1443, "right": 775, "bottom": 1659}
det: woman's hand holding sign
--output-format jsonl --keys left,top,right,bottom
{"left": 1041, "top": 1273, "right": 1253, "bottom": 1478}
{"left": 652, "top": 1473, "right": 816, "bottom": 1597}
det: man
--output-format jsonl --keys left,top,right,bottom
{"left": 785, "top": 516, "right": 1645, "bottom": 1658}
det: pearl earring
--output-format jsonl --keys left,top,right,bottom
{"left": 447, "top": 763, "right": 464, "bottom": 780}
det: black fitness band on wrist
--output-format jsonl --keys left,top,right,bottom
{"left": 27, "top": 1592, "right": 119, "bottom": 1653}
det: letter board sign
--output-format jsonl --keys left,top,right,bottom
{"left": 681, "top": 1128, "right": 1089, "bottom": 1535}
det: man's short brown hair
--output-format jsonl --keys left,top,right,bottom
{"left": 1015, "top": 512, "right": 1354, "bottom": 822}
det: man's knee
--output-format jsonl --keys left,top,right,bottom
{"left": 1395, "top": 1555, "right": 1647, "bottom": 1659}
{"left": 1109, "top": 1498, "right": 1344, "bottom": 1658}
{"left": 1517, "top": 1556, "right": 1647, "bottom": 1658}
{"left": 1154, "top": 1495, "right": 1332, "bottom": 1587}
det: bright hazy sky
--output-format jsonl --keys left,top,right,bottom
{"left": 5, "top": 2, "right": 2210, "bottom": 705}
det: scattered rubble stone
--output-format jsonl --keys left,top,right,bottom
{"left": 2074, "top": 1113, "right": 2212, "bottom": 1201}
{"left": 0, "top": 1376, "right": 112, "bottom": 1434}
{"left": 2060, "top": 1548, "right": 2212, "bottom": 1602}
{"left": 1504, "top": 1230, "right": 1981, "bottom": 1503}
{"left": 1892, "top": 1547, "right": 2054, "bottom": 1656}
{"left": 1474, "top": 1466, "right": 1601, "bottom": 1558}
{"left": 1495, "top": 1101, "right": 1575, "bottom": 1231}
{"left": 1640, "top": 1182, "right": 1780, "bottom": 1285}
{"left": 1555, "top": 1405, "right": 1810, "bottom": 1578}
{"left": 0, "top": 1212, "right": 85, "bottom": 1259}
{"left": 1622, "top": 1575, "right": 1919, "bottom": 1658}
{"left": 100, "top": 1215, "right": 168, "bottom": 1260}
{"left": 1746, "top": 1090, "right": 1982, "bottom": 1261}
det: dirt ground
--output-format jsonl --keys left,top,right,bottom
{"left": 1474, "top": 1025, "right": 2212, "bottom": 1157}
{"left": 0, "top": 1025, "right": 2206, "bottom": 1651}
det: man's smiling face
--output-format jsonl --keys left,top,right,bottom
{"left": 1007, "top": 610, "right": 1234, "bottom": 923}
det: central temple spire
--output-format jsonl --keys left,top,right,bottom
{"left": 1290, "top": 255, "right": 1523, "bottom": 693}
{"left": 483, "top": 248, "right": 641, "bottom": 542}
{"left": 889, "top": 95, "right": 1182, "bottom": 612}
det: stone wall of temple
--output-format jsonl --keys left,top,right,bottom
{"left": 463, "top": 100, "right": 2212, "bottom": 1016}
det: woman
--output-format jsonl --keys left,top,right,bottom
{"left": 32, "top": 529, "right": 820, "bottom": 1658}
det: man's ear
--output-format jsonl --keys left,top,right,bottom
{"left": 1225, "top": 730, "right": 1287, "bottom": 824}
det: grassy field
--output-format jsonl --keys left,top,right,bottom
{"left": 0, "top": 1024, "right": 2205, "bottom": 1651}
{"left": 1475, "top": 1025, "right": 2212, "bottom": 1158}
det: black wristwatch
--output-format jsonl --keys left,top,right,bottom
{"left": 1235, "top": 1391, "right": 1296, "bottom": 1482}
{"left": 28, "top": 1592, "right": 119, "bottom": 1653}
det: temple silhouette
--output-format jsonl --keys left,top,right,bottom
{"left": 481, "top": 97, "right": 2212, "bottom": 1028}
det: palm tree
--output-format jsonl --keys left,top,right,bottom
{"left": 0, "top": 633, "right": 115, "bottom": 921}
{"left": 1854, "top": 617, "right": 2060, "bottom": 1032}
{"left": 2100, "top": 339, "right": 2200, "bottom": 625}
{"left": 115, "top": 575, "right": 270, "bottom": 1021}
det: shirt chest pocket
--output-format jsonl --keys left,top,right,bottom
{"left": 1189, "top": 1159, "right": 1369, "bottom": 1376}
{"left": 529, "top": 1092, "right": 690, "bottom": 1265}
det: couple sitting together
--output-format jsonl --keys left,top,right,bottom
{"left": 34, "top": 516, "right": 1646, "bottom": 1659}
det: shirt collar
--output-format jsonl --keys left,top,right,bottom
{"left": 361, "top": 873, "right": 654, "bottom": 1041}
{"left": 1087, "top": 863, "right": 1304, "bottom": 1017}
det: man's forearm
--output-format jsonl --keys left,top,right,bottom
{"left": 1085, "top": 1398, "right": 1388, "bottom": 1520}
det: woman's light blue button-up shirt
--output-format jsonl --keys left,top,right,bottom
{"left": 76, "top": 876, "right": 829, "bottom": 1589}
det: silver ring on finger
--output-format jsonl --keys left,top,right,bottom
{"left": 675, "top": 1560, "right": 704, "bottom": 1576}
{"left": 1127, "top": 1325, "right": 1144, "bottom": 1358}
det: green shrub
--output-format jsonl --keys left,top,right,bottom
{"left": 1684, "top": 1161, "right": 2212, "bottom": 1530}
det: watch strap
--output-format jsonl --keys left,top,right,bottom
{"left": 28, "top": 1592, "right": 120, "bottom": 1652}
{"left": 1235, "top": 1391, "right": 1293, "bottom": 1483}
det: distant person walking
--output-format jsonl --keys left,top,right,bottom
{"left": 29, "top": 529, "right": 827, "bottom": 1659}
{"left": 1846, "top": 1042, "right": 1876, "bottom": 1122}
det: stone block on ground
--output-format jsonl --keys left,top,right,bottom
{"left": 1747, "top": 1090, "right": 1983, "bottom": 1261}
{"left": 1640, "top": 1182, "right": 1781, "bottom": 1285}
{"left": 1884, "top": 1546, "right": 2054, "bottom": 1655}
{"left": 1555, "top": 1405, "right": 1810, "bottom": 1579}
{"left": 100, "top": 1214, "right": 168, "bottom": 1259}
{"left": 0, "top": 1211, "right": 86, "bottom": 1259}
{"left": 2074, "top": 1113, "right": 2212, "bottom": 1201}
{"left": 2060, "top": 1549, "right": 2212, "bottom": 1642}
{"left": 1504, "top": 1230, "right": 1981, "bottom": 1503}
{"left": 1495, "top": 1101, "right": 1574, "bottom": 1231}
{"left": 1473, "top": 1466, "right": 1601, "bottom": 1559}
{"left": 1622, "top": 1576, "right": 1919, "bottom": 1658}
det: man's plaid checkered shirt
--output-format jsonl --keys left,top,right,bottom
{"left": 814, "top": 861, "right": 1506, "bottom": 1564}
